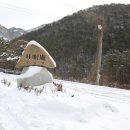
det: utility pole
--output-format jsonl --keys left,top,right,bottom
{"left": 96, "top": 25, "right": 103, "bottom": 85}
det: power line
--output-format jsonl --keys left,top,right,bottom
{"left": 0, "top": 2, "right": 62, "bottom": 18}
{"left": 56, "top": 0, "right": 79, "bottom": 10}
{"left": 60, "top": 3, "right": 78, "bottom": 10}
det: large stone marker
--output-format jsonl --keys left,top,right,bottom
{"left": 16, "top": 40, "right": 56, "bottom": 87}
{"left": 16, "top": 40, "right": 56, "bottom": 69}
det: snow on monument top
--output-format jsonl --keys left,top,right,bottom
{"left": 16, "top": 40, "right": 56, "bottom": 69}
{"left": 27, "top": 40, "right": 45, "bottom": 49}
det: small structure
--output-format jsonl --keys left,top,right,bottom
{"left": 16, "top": 40, "right": 56, "bottom": 87}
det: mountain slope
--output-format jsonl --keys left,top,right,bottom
{"left": 27, "top": 24, "right": 46, "bottom": 32}
{"left": 0, "top": 25, "right": 27, "bottom": 41}
{"left": 16, "top": 4, "right": 130, "bottom": 52}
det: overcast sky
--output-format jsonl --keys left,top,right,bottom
{"left": 0, "top": 0, "right": 129, "bottom": 30}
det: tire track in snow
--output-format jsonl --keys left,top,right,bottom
{"left": 62, "top": 81, "right": 130, "bottom": 105}
{"left": 0, "top": 107, "right": 28, "bottom": 130}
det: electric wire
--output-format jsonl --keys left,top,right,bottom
{"left": 0, "top": 2, "right": 62, "bottom": 18}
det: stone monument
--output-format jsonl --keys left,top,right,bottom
{"left": 16, "top": 40, "right": 56, "bottom": 88}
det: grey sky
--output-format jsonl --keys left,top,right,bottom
{"left": 0, "top": 0, "right": 129, "bottom": 30}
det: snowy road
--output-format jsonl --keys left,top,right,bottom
{"left": 62, "top": 80, "right": 130, "bottom": 104}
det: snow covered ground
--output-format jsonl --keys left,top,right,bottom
{"left": 0, "top": 72, "right": 130, "bottom": 130}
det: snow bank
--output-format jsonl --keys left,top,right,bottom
{"left": 0, "top": 72, "right": 130, "bottom": 130}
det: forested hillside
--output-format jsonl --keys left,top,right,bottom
{"left": 10, "top": 4, "right": 130, "bottom": 87}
